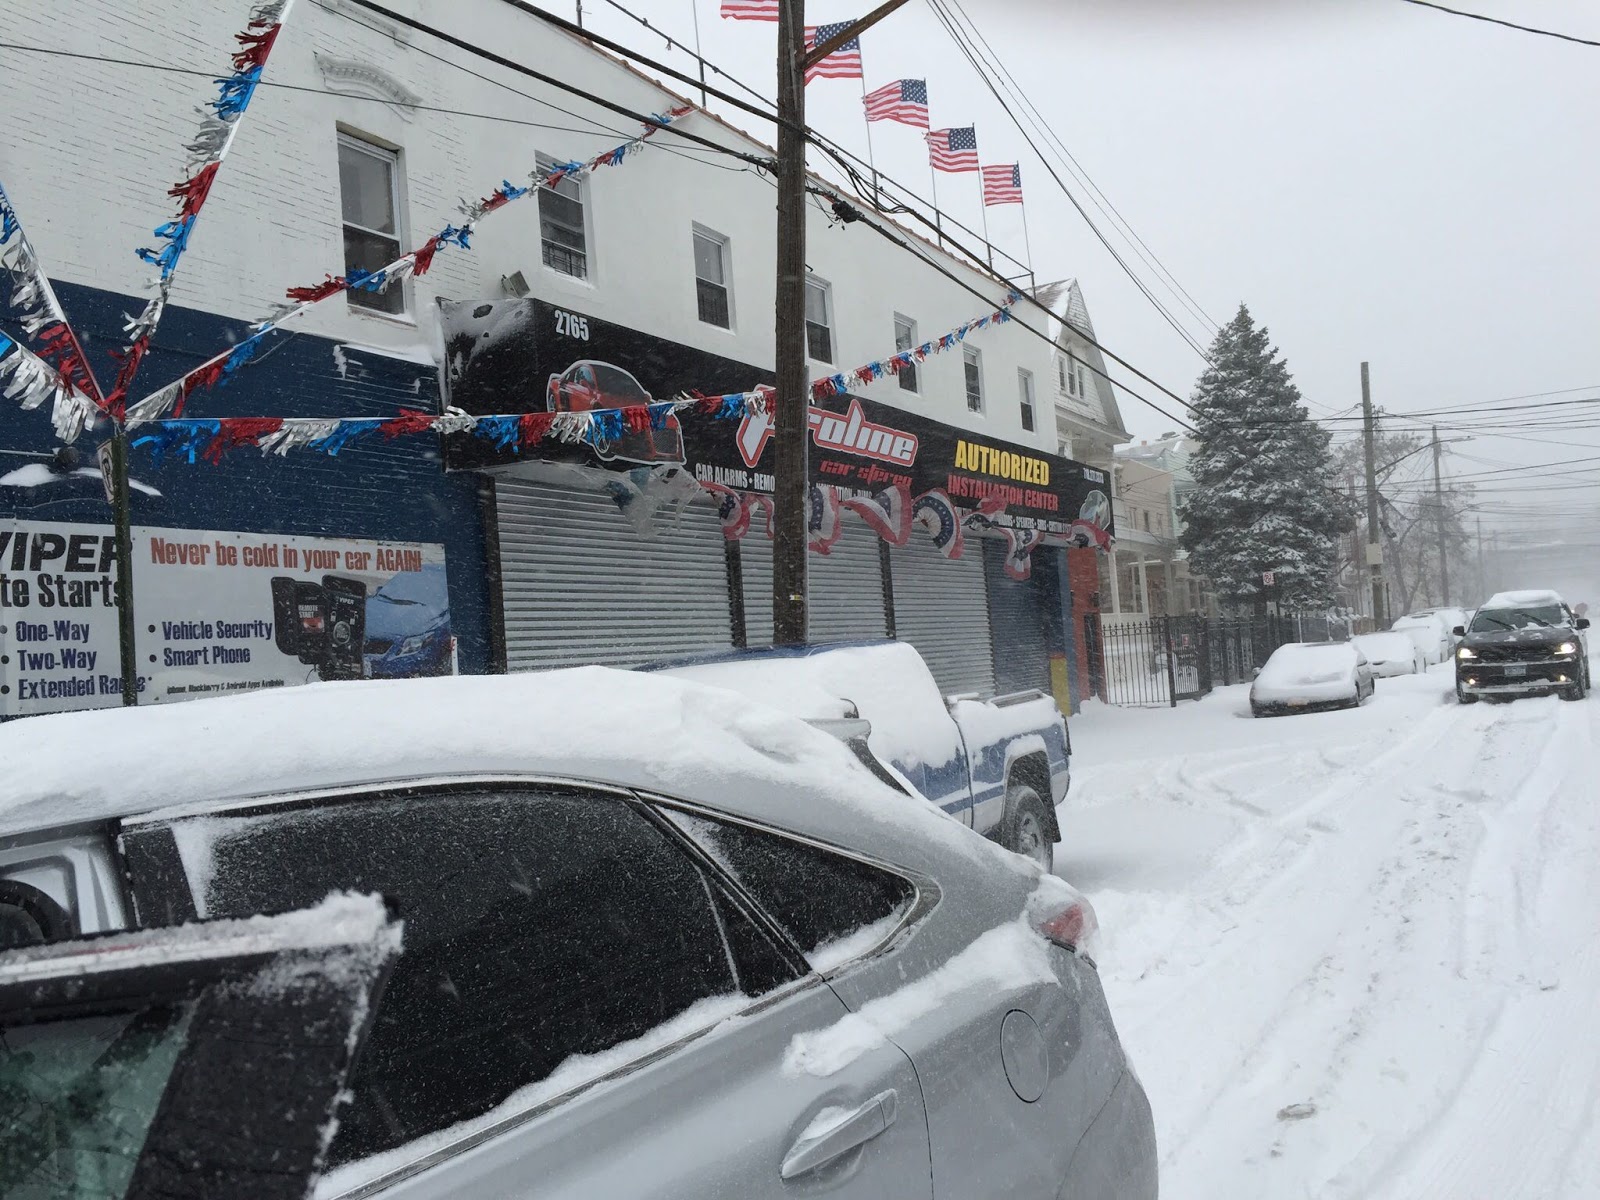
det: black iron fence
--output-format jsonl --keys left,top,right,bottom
{"left": 1091, "top": 612, "right": 1354, "bottom": 707}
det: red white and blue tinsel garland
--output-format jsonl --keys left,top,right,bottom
{"left": 809, "top": 291, "right": 1020, "bottom": 402}
{"left": 0, "top": 330, "right": 100, "bottom": 444}
{"left": 106, "top": 0, "right": 298, "bottom": 418}
{"left": 0, "top": 180, "right": 106, "bottom": 438}
{"left": 125, "top": 106, "right": 694, "bottom": 428}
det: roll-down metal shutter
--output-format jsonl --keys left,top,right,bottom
{"left": 495, "top": 479, "right": 732, "bottom": 670}
{"left": 808, "top": 525, "right": 888, "bottom": 644}
{"left": 890, "top": 536, "right": 996, "bottom": 697}
{"left": 739, "top": 535, "right": 775, "bottom": 649}
{"left": 983, "top": 538, "right": 1054, "bottom": 696}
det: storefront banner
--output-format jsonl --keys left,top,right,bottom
{"left": 440, "top": 298, "right": 1114, "bottom": 546}
{"left": 0, "top": 521, "right": 451, "bottom": 717}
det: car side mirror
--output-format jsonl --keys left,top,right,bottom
{"left": 1578, "top": 618, "right": 1591, "bottom": 630}
{"left": 1452, "top": 626, "right": 1466, "bottom": 637}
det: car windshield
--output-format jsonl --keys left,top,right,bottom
{"left": 1470, "top": 606, "right": 1564, "bottom": 632}
{"left": 1, "top": 1005, "right": 193, "bottom": 1199}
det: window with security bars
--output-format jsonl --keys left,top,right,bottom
{"left": 537, "top": 153, "right": 588, "bottom": 279}
{"left": 805, "top": 277, "right": 833, "bottom": 363}
{"left": 338, "top": 133, "right": 405, "bottom": 316}
{"left": 693, "top": 227, "right": 731, "bottom": 329}
{"left": 1019, "top": 367, "right": 1036, "bottom": 432}
{"left": 894, "top": 314, "right": 918, "bottom": 393}
{"left": 964, "top": 347, "right": 983, "bottom": 413}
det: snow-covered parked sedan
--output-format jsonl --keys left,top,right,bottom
{"left": 1250, "top": 640, "right": 1376, "bottom": 716}
{"left": 1352, "top": 630, "right": 1427, "bottom": 677}
{"left": 654, "top": 640, "right": 1071, "bottom": 871}
{"left": 0, "top": 669, "right": 1152, "bottom": 1200}
{"left": 1392, "top": 611, "right": 1453, "bottom": 666}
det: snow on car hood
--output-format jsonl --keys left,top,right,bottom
{"left": 1256, "top": 643, "right": 1358, "bottom": 688}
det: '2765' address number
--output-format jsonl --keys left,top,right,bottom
{"left": 554, "top": 310, "right": 590, "bottom": 340}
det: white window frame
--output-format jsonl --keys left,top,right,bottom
{"left": 692, "top": 224, "right": 733, "bottom": 330}
{"left": 963, "top": 346, "right": 984, "bottom": 414}
{"left": 893, "top": 313, "right": 919, "bottom": 394}
{"left": 337, "top": 131, "right": 407, "bottom": 318}
{"left": 1057, "top": 356, "right": 1067, "bottom": 394}
{"left": 1065, "top": 351, "right": 1079, "bottom": 397}
{"left": 1018, "top": 367, "right": 1036, "bottom": 432}
{"left": 1076, "top": 359, "right": 1089, "bottom": 399}
{"left": 805, "top": 276, "right": 834, "bottom": 364}
{"left": 536, "top": 151, "right": 592, "bottom": 282}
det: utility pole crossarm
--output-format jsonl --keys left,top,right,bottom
{"left": 803, "top": 0, "right": 911, "bottom": 66}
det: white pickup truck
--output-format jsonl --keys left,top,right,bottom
{"left": 654, "top": 640, "right": 1072, "bottom": 870}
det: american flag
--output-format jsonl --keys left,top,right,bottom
{"left": 863, "top": 78, "right": 929, "bottom": 128}
{"left": 805, "top": 23, "right": 863, "bottom": 82}
{"left": 720, "top": 0, "right": 779, "bottom": 19}
{"left": 981, "top": 163, "right": 1024, "bottom": 205}
{"left": 925, "top": 126, "right": 978, "bottom": 173}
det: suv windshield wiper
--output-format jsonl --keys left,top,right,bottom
{"left": 1474, "top": 614, "right": 1515, "bottom": 631}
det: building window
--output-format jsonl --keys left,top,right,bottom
{"left": 1076, "top": 359, "right": 1089, "bottom": 398}
{"left": 1142, "top": 510, "right": 1151, "bottom": 532}
{"left": 1018, "top": 368, "right": 1036, "bottom": 432}
{"left": 1057, "top": 357, "right": 1067, "bottom": 394}
{"left": 693, "top": 226, "right": 731, "bottom": 329}
{"left": 805, "top": 276, "right": 833, "bottom": 363}
{"left": 963, "top": 347, "right": 983, "bottom": 413}
{"left": 894, "top": 314, "right": 918, "bottom": 393}
{"left": 537, "top": 153, "right": 588, "bottom": 279}
{"left": 338, "top": 133, "right": 405, "bottom": 316}
{"left": 1065, "top": 352, "right": 1079, "bottom": 397}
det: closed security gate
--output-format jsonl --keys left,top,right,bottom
{"left": 983, "top": 539, "right": 1054, "bottom": 696}
{"left": 808, "top": 525, "right": 888, "bottom": 643}
{"left": 739, "top": 535, "right": 774, "bottom": 649}
{"left": 495, "top": 479, "right": 732, "bottom": 670}
{"left": 890, "top": 537, "right": 996, "bottom": 697}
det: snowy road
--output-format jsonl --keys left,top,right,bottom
{"left": 1056, "top": 663, "right": 1600, "bottom": 1198}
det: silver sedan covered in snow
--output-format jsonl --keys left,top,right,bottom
{"left": 1352, "top": 631, "right": 1426, "bottom": 677}
{"left": 1251, "top": 640, "right": 1376, "bottom": 716}
{"left": 0, "top": 669, "right": 1155, "bottom": 1200}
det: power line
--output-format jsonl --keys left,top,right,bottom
{"left": 1398, "top": 0, "right": 1600, "bottom": 48}
{"left": 924, "top": 0, "right": 1214, "bottom": 362}
{"left": 936, "top": 0, "right": 1220, "bottom": 338}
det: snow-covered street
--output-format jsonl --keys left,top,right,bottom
{"left": 1058, "top": 662, "right": 1600, "bottom": 1198}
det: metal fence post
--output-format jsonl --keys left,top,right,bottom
{"left": 1163, "top": 615, "right": 1178, "bottom": 708}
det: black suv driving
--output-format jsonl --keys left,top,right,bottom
{"left": 1455, "top": 591, "right": 1591, "bottom": 703}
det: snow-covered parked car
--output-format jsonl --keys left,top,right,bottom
{"left": 1250, "top": 640, "right": 1375, "bottom": 716}
{"left": 1392, "top": 612, "right": 1453, "bottom": 665}
{"left": 1352, "top": 630, "right": 1427, "bottom": 677}
{"left": 654, "top": 640, "right": 1071, "bottom": 871}
{"left": 0, "top": 670, "right": 1153, "bottom": 1200}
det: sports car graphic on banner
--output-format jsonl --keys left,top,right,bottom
{"left": 440, "top": 297, "right": 1115, "bottom": 556}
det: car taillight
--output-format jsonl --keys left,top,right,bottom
{"left": 1036, "top": 898, "right": 1097, "bottom": 954}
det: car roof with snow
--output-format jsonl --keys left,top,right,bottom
{"left": 1482, "top": 589, "right": 1565, "bottom": 609}
{"left": 0, "top": 669, "right": 1001, "bottom": 878}
{"left": 1353, "top": 631, "right": 1416, "bottom": 654}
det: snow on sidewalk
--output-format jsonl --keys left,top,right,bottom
{"left": 1054, "top": 665, "right": 1600, "bottom": 1198}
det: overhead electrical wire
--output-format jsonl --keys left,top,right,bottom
{"left": 1398, "top": 0, "right": 1600, "bottom": 49}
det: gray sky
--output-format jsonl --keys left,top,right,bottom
{"left": 578, "top": 0, "right": 1600, "bottom": 551}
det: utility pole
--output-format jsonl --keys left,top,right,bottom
{"left": 1476, "top": 516, "right": 1485, "bottom": 604}
{"left": 1361, "top": 362, "right": 1385, "bottom": 625}
{"left": 772, "top": 0, "right": 910, "bottom": 645}
{"left": 1431, "top": 424, "right": 1449, "bottom": 606}
{"left": 772, "top": 0, "right": 809, "bottom": 645}
{"left": 108, "top": 432, "right": 139, "bottom": 706}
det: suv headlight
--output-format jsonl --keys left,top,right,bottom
{"left": 1556, "top": 641, "right": 1579, "bottom": 656}
{"left": 1456, "top": 646, "right": 1477, "bottom": 660}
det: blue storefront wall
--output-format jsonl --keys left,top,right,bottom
{"left": 0, "top": 282, "right": 493, "bottom": 680}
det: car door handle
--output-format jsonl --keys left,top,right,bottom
{"left": 780, "top": 1090, "right": 899, "bottom": 1180}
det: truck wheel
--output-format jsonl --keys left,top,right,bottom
{"left": 1456, "top": 684, "right": 1478, "bottom": 705}
{"left": 1004, "top": 785, "right": 1054, "bottom": 873}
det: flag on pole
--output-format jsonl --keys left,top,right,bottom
{"left": 720, "top": 0, "right": 779, "bottom": 18}
{"left": 981, "top": 163, "right": 1024, "bottom": 205}
{"left": 805, "top": 23, "right": 864, "bottom": 82}
{"left": 863, "top": 78, "right": 929, "bottom": 128}
{"left": 925, "top": 126, "right": 978, "bottom": 173}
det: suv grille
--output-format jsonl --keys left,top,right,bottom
{"left": 1475, "top": 643, "right": 1558, "bottom": 663}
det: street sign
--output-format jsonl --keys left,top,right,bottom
{"left": 1262, "top": 570, "right": 1276, "bottom": 586}
{"left": 96, "top": 440, "right": 115, "bottom": 504}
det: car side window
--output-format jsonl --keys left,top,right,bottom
{"left": 159, "top": 787, "right": 803, "bottom": 1169}
{"left": 662, "top": 810, "right": 916, "bottom": 973}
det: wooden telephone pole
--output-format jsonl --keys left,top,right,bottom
{"left": 771, "top": 0, "right": 910, "bottom": 644}
{"left": 1361, "top": 362, "right": 1386, "bottom": 625}
{"left": 1432, "top": 424, "right": 1450, "bottom": 606}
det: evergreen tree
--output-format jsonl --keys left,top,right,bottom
{"left": 1178, "top": 305, "right": 1347, "bottom": 610}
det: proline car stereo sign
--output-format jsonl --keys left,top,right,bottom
{"left": 0, "top": 521, "right": 451, "bottom": 717}
{"left": 439, "top": 298, "right": 1113, "bottom": 545}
